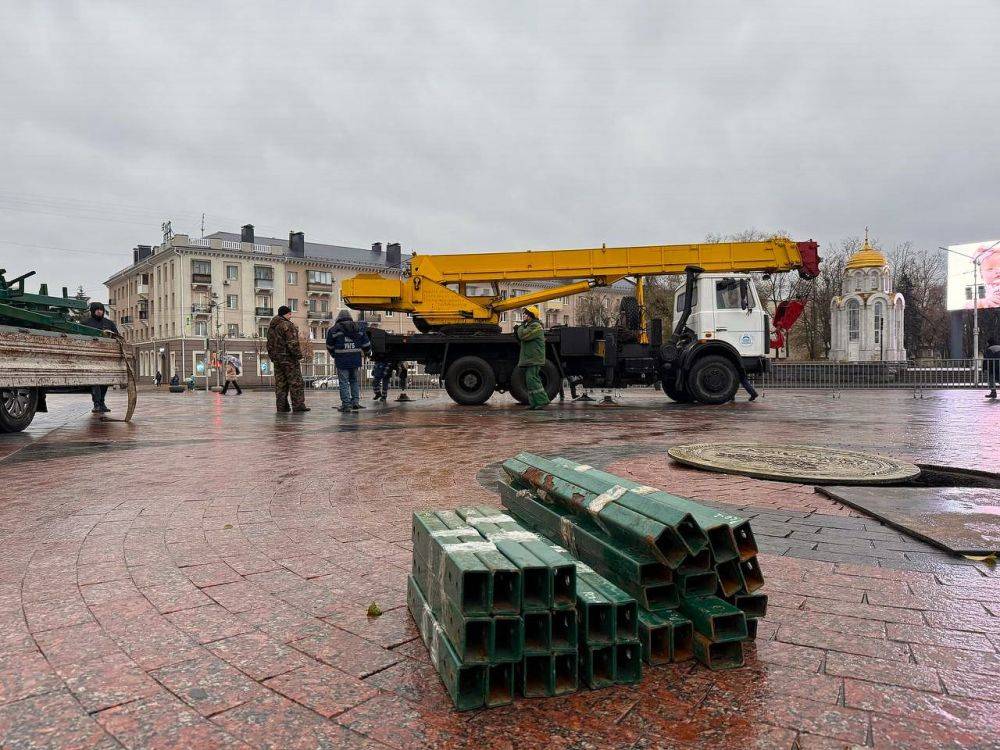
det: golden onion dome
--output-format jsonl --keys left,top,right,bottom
{"left": 845, "top": 229, "right": 887, "bottom": 270}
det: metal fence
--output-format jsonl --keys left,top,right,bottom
{"left": 753, "top": 359, "right": 994, "bottom": 393}
{"left": 299, "top": 362, "right": 442, "bottom": 391}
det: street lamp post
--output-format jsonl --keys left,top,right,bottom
{"left": 940, "top": 241, "right": 999, "bottom": 383}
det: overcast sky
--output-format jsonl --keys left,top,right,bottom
{"left": 1, "top": 1, "right": 997, "bottom": 300}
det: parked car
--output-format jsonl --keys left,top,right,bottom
{"left": 311, "top": 376, "right": 338, "bottom": 389}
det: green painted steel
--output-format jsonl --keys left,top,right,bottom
{"left": 522, "top": 611, "right": 551, "bottom": 654}
{"left": 746, "top": 619, "right": 759, "bottom": 640}
{"left": 714, "top": 558, "right": 746, "bottom": 598}
{"left": 692, "top": 632, "right": 745, "bottom": 670}
{"left": 407, "top": 575, "right": 486, "bottom": 710}
{"left": 498, "top": 482, "right": 677, "bottom": 610}
{"left": 436, "top": 510, "right": 523, "bottom": 615}
{"left": 486, "top": 663, "right": 515, "bottom": 707}
{"left": 549, "top": 458, "right": 751, "bottom": 563}
{"left": 738, "top": 557, "right": 765, "bottom": 593}
{"left": 576, "top": 567, "right": 638, "bottom": 642}
{"left": 553, "top": 651, "right": 578, "bottom": 695}
{"left": 574, "top": 575, "right": 615, "bottom": 645}
{"left": 438, "top": 600, "right": 491, "bottom": 664}
{"left": 503, "top": 455, "right": 707, "bottom": 566}
{"left": 659, "top": 609, "right": 694, "bottom": 662}
{"left": 579, "top": 645, "right": 615, "bottom": 689}
{"left": 676, "top": 570, "right": 719, "bottom": 597}
{"left": 637, "top": 609, "right": 694, "bottom": 665}
{"left": 492, "top": 616, "right": 524, "bottom": 662}
{"left": 733, "top": 593, "right": 768, "bottom": 619}
{"left": 0, "top": 270, "right": 102, "bottom": 337}
{"left": 614, "top": 640, "right": 643, "bottom": 684}
{"left": 550, "top": 608, "right": 578, "bottom": 651}
{"left": 518, "top": 654, "right": 555, "bottom": 697}
{"left": 678, "top": 595, "right": 748, "bottom": 642}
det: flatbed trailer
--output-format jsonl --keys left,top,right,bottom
{"left": 0, "top": 325, "right": 130, "bottom": 432}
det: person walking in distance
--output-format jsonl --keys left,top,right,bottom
{"left": 984, "top": 337, "right": 1000, "bottom": 400}
{"left": 514, "top": 306, "right": 550, "bottom": 410}
{"left": 221, "top": 357, "right": 243, "bottom": 395}
{"left": 81, "top": 301, "right": 119, "bottom": 413}
{"left": 266, "top": 306, "right": 310, "bottom": 413}
{"left": 326, "top": 309, "right": 372, "bottom": 412}
{"left": 371, "top": 360, "right": 392, "bottom": 402}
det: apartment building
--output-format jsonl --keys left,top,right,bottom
{"left": 104, "top": 225, "right": 628, "bottom": 386}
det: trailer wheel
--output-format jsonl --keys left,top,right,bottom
{"left": 509, "top": 360, "right": 561, "bottom": 404}
{"left": 661, "top": 377, "right": 693, "bottom": 403}
{"left": 444, "top": 356, "right": 496, "bottom": 405}
{"left": 0, "top": 388, "right": 37, "bottom": 433}
{"left": 686, "top": 355, "right": 739, "bottom": 405}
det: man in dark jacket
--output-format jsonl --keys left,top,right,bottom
{"left": 513, "top": 305, "right": 549, "bottom": 410}
{"left": 266, "top": 306, "right": 309, "bottom": 413}
{"left": 81, "top": 302, "right": 119, "bottom": 413}
{"left": 984, "top": 337, "right": 1000, "bottom": 399}
{"left": 326, "top": 309, "right": 371, "bottom": 411}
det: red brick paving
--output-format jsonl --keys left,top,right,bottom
{"left": 0, "top": 389, "right": 998, "bottom": 749}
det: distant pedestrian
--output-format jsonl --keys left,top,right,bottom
{"left": 326, "top": 310, "right": 372, "bottom": 412}
{"left": 222, "top": 358, "right": 243, "bottom": 395}
{"left": 738, "top": 372, "right": 759, "bottom": 402}
{"left": 170, "top": 373, "right": 180, "bottom": 387}
{"left": 154, "top": 370, "right": 162, "bottom": 387}
{"left": 81, "top": 302, "right": 119, "bottom": 413}
{"left": 371, "top": 361, "right": 392, "bottom": 402}
{"left": 984, "top": 337, "right": 1000, "bottom": 400}
{"left": 514, "top": 306, "right": 549, "bottom": 410}
{"left": 266, "top": 306, "right": 310, "bottom": 413}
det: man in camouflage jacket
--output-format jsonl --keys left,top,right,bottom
{"left": 266, "top": 306, "right": 310, "bottom": 413}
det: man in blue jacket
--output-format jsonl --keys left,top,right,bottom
{"left": 326, "top": 310, "right": 372, "bottom": 411}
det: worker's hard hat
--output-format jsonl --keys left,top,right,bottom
{"left": 523, "top": 305, "right": 540, "bottom": 319}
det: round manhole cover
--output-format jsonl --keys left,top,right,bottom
{"left": 667, "top": 443, "right": 921, "bottom": 485}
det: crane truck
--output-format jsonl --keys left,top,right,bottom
{"left": 341, "top": 238, "right": 820, "bottom": 406}
{"left": 0, "top": 269, "right": 132, "bottom": 432}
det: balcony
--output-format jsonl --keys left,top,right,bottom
{"left": 358, "top": 313, "right": 382, "bottom": 323}
{"left": 307, "top": 281, "right": 333, "bottom": 293}
{"left": 137, "top": 284, "right": 149, "bottom": 296}
{"left": 120, "top": 315, "right": 132, "bottom": 324}
{"left": 191, "top": 273, "right": 212, "bottom": 286}
{"left": 255, "top": 307, "right": 274, "bottom": 318}
{"left": 191, "top": 304, "right": 212, "bottom": 316}
{"left": 307, "top": 310, "right": 333, "bottom": 320}
{"left": 254, "top": 277, "right": 274, "bottom": 290}
{"left": 138, "top": 310, "right": 149, "bottom": 321}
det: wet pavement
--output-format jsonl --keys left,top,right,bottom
{"left": 1, "top": 387, "right": 998, "bottom": 749}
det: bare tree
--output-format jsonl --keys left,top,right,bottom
{"left": 575, "top": 294, "right": 612, "bottom": 326}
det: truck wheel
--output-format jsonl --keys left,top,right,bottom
{"left": 661, "top": 377, "right": 693, "bottom": 403}
{"left": 686, "top": 355, "right": 739, "bottom": 405}
{"left": 509, "top": 360, "right": 561, "bottom": 404}
{"left": 0, "top": 388, "right": 37, "bottom": 433}
{"left": 444, "top": 356, "right": 496, "bottom": 405}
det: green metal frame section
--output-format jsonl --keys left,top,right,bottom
{"left": 0, "top": 269, "right": 100, "bottom": 337}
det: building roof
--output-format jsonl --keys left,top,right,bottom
{"left": 845, "top": 230, "right": 887, "bottom": 270}
{"left": 206, "top": 232, "right": 410, "bottom": 266}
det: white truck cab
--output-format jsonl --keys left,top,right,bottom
{"left": 675, "top": 273, "right": 768, "bottom": 359}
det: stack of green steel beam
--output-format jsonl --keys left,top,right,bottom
{"left": 499, "top": 454, "right": 766, "bottom": 672}
{"left": 573, "top": 561, "right": 642, "bottom": 688}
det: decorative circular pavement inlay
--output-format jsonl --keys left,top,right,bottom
{"left": 667, "top": 443, "right": 921, "bottom": 485}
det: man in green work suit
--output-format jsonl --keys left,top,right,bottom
{"left": 514, "top": 306, "right": 550, "bottom": 410}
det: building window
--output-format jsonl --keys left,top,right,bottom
{"left": 194, "top": 321, "right": 208, "bottom": 336}
{"left": 192, "top": 260, "right": 211, "bottom": 276}
{"left": 287, "top": 299, "right": 298, "bottom": 311}
{"left": 254, "top": 266, "right": 274, "bottom": 282}
{"left": 384, "top": 310, "right": 392, "bottom": 317}
{"left": 307, "top": 270, "right": 332, "bottom": 285}
{"left": 287, "top": 271, "right": 298, "bottom": 284}
{"left": 226, "top": 294, "right": 238, "bottom": 309}
{"left": 226, "top": 265, "right": 238, "bottom": 280}
{"left": 258, "top": 326, "right": 268, "bottom": 338}
{"left": 847, "top": 300, "right": 860, "bottom": 341}
{"left": 854, "top": 274, "right": 862, "bottom": 292}
{"left": 321, "top": 299, "right": 329, "bottom": 312}
{"left": 874, "top": 301, "right": 884, "bottom": 344}
{"left": 227, "top": 324, "right": 239, "bottom": 337}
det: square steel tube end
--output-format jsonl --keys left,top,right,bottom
{"left": 739, "top": 557, "right": 764, "bottom": 594}
{"left": 642, "top": 582, "right": 678, "bottom": 610}
{"left": 520, "top": 565, "right": 550, "bottom": 612}
{"left": 523, "top": 611, "right": 552, "bottom": 654}
{"left": 552, "top": 564, "right": 576, "bottom": 611}
{"left": 436, "top": 642, "right": 487, "bottom": 711}
{"left": 614, "top": 641, "right": 643, "bottom": 684}
{"left": 679, "top": 596, "right": 747, "bottom": 642}
{"left": 615, "top": 600, "right": 638, "bottom": 641}
{"left": 746, "top": 618, "right": 759, "bottom": 640}
{"left": 581, "top": 645, "right": 615, "bottom": 689}
{"left": 580, "top": 600, "right": 614, "bottom": 644}
{"left": 489, "top": 568, "right": 522, "bottom": 615}
{"left": 674, "top": 515, "right": 710, "bottom": 558}
{"left": 486, "top": 663, "right": 515, "bottom": 708}
{"left": 551, "top": 608, "right": 578, "bottom": 651}
{"left": 638, "top": 562, "right": 672, "bottom": 586}
{"left": 639, "top": 616, "right": 672, "bottom": 665}
{"left": 491, "top": 616, "right": 523, "bottom": 662}
{"left": 653, "top": 526, "right": 689, "bottom": 569}
{"left": 714, "top": 559, "right": 744, "bottom": 598}
{"left": 734, "top": 593, "right": 767, "bottom": 619}
{"left": 678, "top": 571, "right": 719, "bottom": 598}
{"left": 519, "top": 654, "right": 555, "bottom": 698}
{"left": 553, "top": 651, "right": 578, "bottom": 695}
{"left": 705, "top": 525, "right": 740, "bottom": 564}
{"left": 734, "top": 521, "right": 759, "bottom": 560}
{"left": 440, "top": 604, "right": 491, "bottom": 664}
{"left": 712, "top": 610, "right": 748, "bottom": 642}
{"left": 672, "top": 620, "right": 694, "bottom": 662}
{"left": 677, "top": 547, "right": 712, "bottom": 574}
{"left": 693, "top": 633, "right": 745, "bottom": 670}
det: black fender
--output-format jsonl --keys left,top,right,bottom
{"left": 678, "top": 340, "right": 747, "bottom": 376}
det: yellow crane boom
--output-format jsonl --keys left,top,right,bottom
{"left": 342, "top": 238, "right": 819, "bottom": 330}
